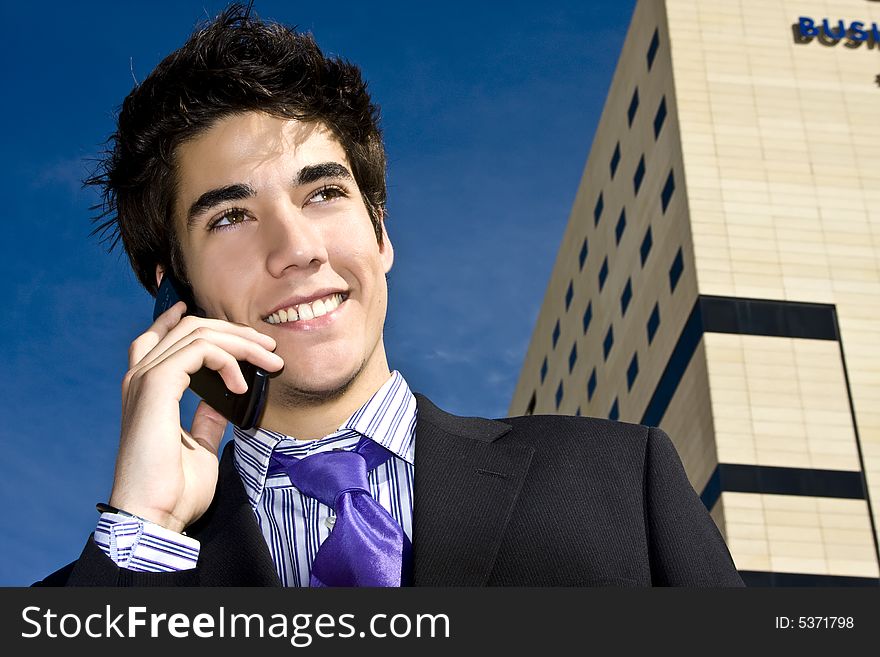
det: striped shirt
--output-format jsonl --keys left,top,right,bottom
{"left": 94, "top": 370, "right": 417, "bottom": 585}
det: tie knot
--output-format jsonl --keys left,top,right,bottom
{"left": 283, "top": 450, "right": 370, "bottom": 508}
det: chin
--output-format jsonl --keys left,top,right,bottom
{"left": 270, "top": 361, "right": 364, "bottom": 406}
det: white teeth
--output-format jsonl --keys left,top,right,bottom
{"left": 266, "top": 293, "right": 344, "bottom": 324}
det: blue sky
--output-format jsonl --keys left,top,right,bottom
{"left": 0, "top": 0, "right": 635, "bottom": 585}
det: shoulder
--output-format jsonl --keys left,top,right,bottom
{"left": 414, "top": 392, "right": 666, "bottom": 467}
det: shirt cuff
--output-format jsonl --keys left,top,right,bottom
{"left": 94, "top": 512, "right": 200, "bottom": 572}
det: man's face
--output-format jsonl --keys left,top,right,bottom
{"left": 172, "top": 112, "right": 393, "bottom": 403}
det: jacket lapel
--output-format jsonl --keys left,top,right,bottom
{"left": 412, "top": 394, "right": 534, "bottom": 586}
{"left": 187, "top": 442, "right": 281, "bottom": 586}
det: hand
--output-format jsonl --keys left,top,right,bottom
{"left": 108, "top": 301, "right": 284, "bottom": 533}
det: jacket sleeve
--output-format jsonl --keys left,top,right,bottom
{"left": 32, "top": 536, "right": 200, "bottom": 587}
{"left": 643, "top": 426, "right": 744, "bottom": 587}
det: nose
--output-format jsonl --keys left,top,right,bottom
{"left": 264, "top": 201, "right": 329, "bottom": 277}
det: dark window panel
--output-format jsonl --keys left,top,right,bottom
{"left": 627, "top": 353, "right": 639, "bottom": 390}
{"left": 609, "top": 398, "right": 619, "bottom": 421}
{"left": 540, "top": 357, "right": 548, "bottom": 383}
{"left": 647, "top": 28, "right": 660, "bottom": 70}
{"left": 526, "top": 392, "right": 536, "bottom": 415}
{"left": 654, "top": 96, "right": 667, "bottom": 139}
{"left": 669, "top": 248, "right": 684, "bottom": 292}
{"left": 599, "top": 257, "right": 609, "bottom": 291}
{"left": 603, "top": 325, "right": 614, "bottom": 361}
{"left": 579, "top": 238, "right": 589, "bottom": 270}
{"left": 565, "top": 280, "right": 574, "bottom": 311}
{"left": 555, "top": 381, "right": 564, "bottom": 409}
{"left": 634, "top": 156, "right": 646, "bottom": 195}
{"left": 594, "top": 192, "right": 604, "bottom": 225}
{"left": 661, "top": 169, "right": 676, "bottom": 213}
{"left": 621, "top": 278, "right": 633, "bottom": 316}
{"left": 640, "top": 226, "right": 653, "bottom": 266}
{"left": 582, "top": 302, "right": 593, "bottom": 333}
{"left": 610, "top": 142, "right": 621, "bottom": 179}
{"left": 628, "top": 88, "right": 639, "bottom": 127}
{"left": 569, "top": 343, "right": 578, "bottom": 373}
{"left": 587, "top": 368, "right": 597, "bottom": 401}
{"left": 552, "top": 320, "right": 561, "bottom": 348}
{"left": 615, "top": 208, "right": 627, "bottom": 245}
{"left": 647, "top": 303, "right": 661, "bottom": 344}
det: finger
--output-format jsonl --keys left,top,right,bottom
{"left": 145, "top": 339, "right": 252, "bottom": 394}
{"left": 129, "top": 300, "right": 188, "bottom": 367}
{"left": 188, "top": 400, "right": 227, "bottom": 456}
{"left": 135, "top": 316, "right": 278, "bottom": 371}
{"left": 133, "top": 329, "right": 285, "bottom": 380}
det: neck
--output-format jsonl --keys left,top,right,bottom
{"left": 257, "top": 349, "right": 392, "bottom": 441}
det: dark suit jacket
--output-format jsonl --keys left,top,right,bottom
{"left": 36, "top": 394, "right": 743, "bottom": 586}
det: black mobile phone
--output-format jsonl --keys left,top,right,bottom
{"left": 153, "top": 273, "right": 270, "bottom": 430}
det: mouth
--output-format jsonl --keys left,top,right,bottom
{"left": 263, "top": 292, "right": 348, "bottom": 325}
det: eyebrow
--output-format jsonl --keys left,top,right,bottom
{"left": 185, "top": 161, "right": 355, "bottom": 230}
{"left": 186, "top": 183, "right": 256, "bottom": 230}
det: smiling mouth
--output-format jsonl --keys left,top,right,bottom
{"left": 264, "top": 293, "right": 347, "bottom": 325}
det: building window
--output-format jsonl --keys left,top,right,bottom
{"left": 669, "top": 248, "right": 684, "bottom": 292}
{"left": 599, "top": 257, "right": 609, "bottom": 291}
{"left": 587, "top": 368, "right": 597, "bottom": 401}
{"left": 661, "top": 169, "right": 675, "bottom": 213}
{"left": 647, "top": 28, "right": 660, "bottom": 70}
{"left": 609, "top": 398, "right": 619, "bottom": 421}
{"left": 627, "top": 88, "right": 639, "bottom": 127}
{"left": 579, "top": 238, "right": 588, "bottom": 270}
{"left": 569, "top": 343, "right": 577, "bottom": 373}
{"left": 594, "top": 192, "right": 604, "bottom": 226}
{"left": 576, "top": 407, "right": 581, "bottom": 417}
{"left": 640, "top": 226, "right": 653, "bottom": 266}
{"left": 615, "top": 208, "right": 627, "bottom": 245}
{"left": 610, "top": 142, "right": 621, "bottom": 179}
{"left": 627, "top": 353, "right": 639, "bottom": 390}
{"left": 633, "top": 156, "right": 646, "bottom": 195}
{"left": 621, "top": 278, "right": 633, "bottom": 316}
{"left": 565, "top": 280, "right": 574, "bottom": 311}
{"left": 647, "top": 303, "right": 660, "bottom": 344}
{"left": 540, "top": 357, "right": 548, "bottom": 383}
{"left": 555, "top": 381, "right": 564, "bottom": 409}
{"left": 526, "top": 392, "right": 536, "bottom": 415}
{"left": 552, "top": 320, "right": 561, "bottom": 348}
{"left": 603, "top": 326, "right": 614, "bottom": 361}
{"left": 654, "top": 96, "right": 667, "bottom": 139}
{"left": 582, "top": 302, "right": 593, "bottom": 333}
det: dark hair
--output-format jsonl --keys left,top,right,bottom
{"left": 89, "top": 4, "right": 386, "bottom": 295}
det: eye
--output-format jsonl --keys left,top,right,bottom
{"left": 208, "top": 207, "right": 252, "bottom": 232}
{"left": 305, "top": 184, "right": 348, "bottom": 206}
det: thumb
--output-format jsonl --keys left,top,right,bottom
{"left": 189, "top": 400, "right": 228, "bottom": 456}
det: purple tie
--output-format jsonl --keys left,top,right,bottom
{"left": 269, "top": 438, "right": 411, "bottom": 587}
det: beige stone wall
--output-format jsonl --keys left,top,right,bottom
{"left": 723, "top": 492, "right": 878, "bottom": 577}
{"left": 509, "top": 0, "right": 880, "bottom": 578}
{"left": 667, "top": 0, "right": 880, "bottom": 551}
{"left": 509, "top": 0, "right": 701, "bottom": 426}
{"left": 705, "top": 333, "right": 861, "bottom": 470}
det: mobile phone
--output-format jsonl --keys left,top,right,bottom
{"left": 153, "top": 272, "right": 270, "bottom": 430}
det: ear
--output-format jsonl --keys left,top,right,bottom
{"left": 155, "top": 264, "right": 165, "bottom": 289}
{"left": 378, "top": 212, "right": 394, "bottom": 274}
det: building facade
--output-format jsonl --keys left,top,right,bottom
{"left": 509, "top": 0, "right": 880, "bottom": 585}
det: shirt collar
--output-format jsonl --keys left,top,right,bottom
{"left": 232, "top": 370, "right": 417, "bottom": 508}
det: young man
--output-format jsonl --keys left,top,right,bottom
{"left": 37, "top": 6, "right": 742, "bottom": 587}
